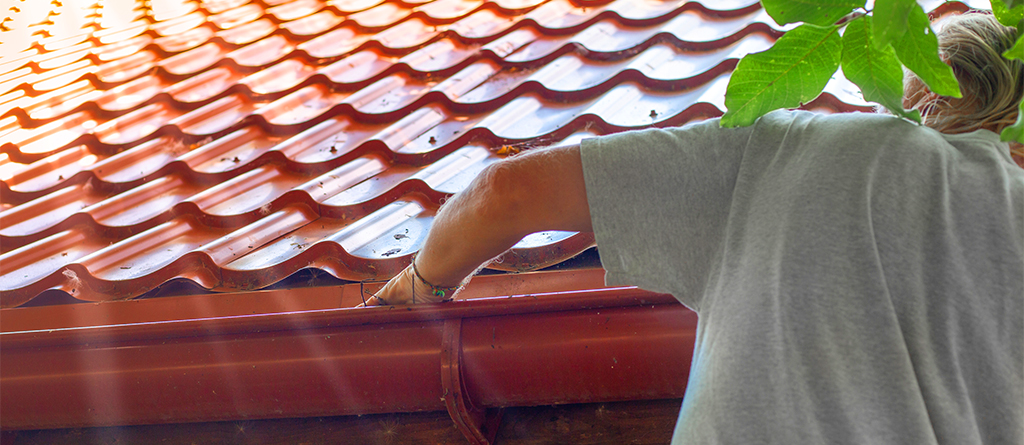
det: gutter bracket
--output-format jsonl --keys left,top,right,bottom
{"left": 442, "top": 318, "right": 504, "bottom": 445}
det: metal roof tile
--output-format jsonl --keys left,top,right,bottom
{"left": 217, "top": 18, "right": 280, "bottom": 44}
{"left": 204, "top": 0, "right": 253, "bottom": 15}
{"left": 267, "top": 0, "right": 328, "bottom": 21}
{"left": 0, "top": 0, "right": 959, "bottom": 308}
{"left": 152, "top": 25, "right": 217, "bottom": 52}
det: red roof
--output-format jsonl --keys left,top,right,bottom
{"left": 0, "top": 0, "right": 882, "bottom": 308}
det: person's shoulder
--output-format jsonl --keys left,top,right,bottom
{"left": 767, "top": 109, "right": 914, "bottom": 130}
{"left": 763, "top": 110, "right": 951, "bottom": 145}
{"left": 942, "top": 129, "right": 1023, "bottom": 170}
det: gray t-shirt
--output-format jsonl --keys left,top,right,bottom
{"left": 580, "top": 110, "right": 1023, "bottom": 444}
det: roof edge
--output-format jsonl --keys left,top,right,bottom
{"left": 1, "top": 269, "right": 696, "bottom": 432}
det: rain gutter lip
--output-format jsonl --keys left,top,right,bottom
{"left": 2, "top": 286, "right": 658, "bottom": 336}
{"left": 0, "top": 268, "right": 680, "bottom": 349}
{"left": 0, "top": 270, "right": 694, "bottom": 432}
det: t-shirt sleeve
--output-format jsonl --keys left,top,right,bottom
{"left": 580, "top": 118, "right": 755, "bottom": 311}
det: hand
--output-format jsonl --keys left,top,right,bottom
{"left": 356, "top": 263, "right": 460, "bottom": 307}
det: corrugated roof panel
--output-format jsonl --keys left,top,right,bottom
{"left": 2, "top": 0, "right": 961, "bottom": 308}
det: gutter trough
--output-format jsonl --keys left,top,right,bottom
{"left": 1, "top": 269, "right": 696, "bottom": 444}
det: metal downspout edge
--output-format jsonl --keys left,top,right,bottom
{"left": 443, "top": 317, "right": 504, "bottom": 445}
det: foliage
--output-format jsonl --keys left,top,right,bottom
{"left": 759, "top": 0, "right": 862, "bottom": 26}
{"left": 721, "top": 0, "right": 1024, "bottom": 144}
{"left": 890, "top": 6, "right": 960, "bottom": 98}
{"left": 842, "top": 16, "right": 921, "bottom": 121}
{"left": 724, "top": 24, "right": 841, "bottom": 126}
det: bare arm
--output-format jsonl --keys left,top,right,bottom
{"left": 363, "top": 144, "right": 592, "bottom": 306}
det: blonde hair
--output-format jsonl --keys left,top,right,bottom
{"left": 914, "top": 12, "right": 1022, "bottom": 138}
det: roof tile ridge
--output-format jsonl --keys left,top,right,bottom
{"left": 2, "top": 107, "right": 475, "bottom": 244}
{"left": 0, "top": 128, "right": 593, "bottom": 305}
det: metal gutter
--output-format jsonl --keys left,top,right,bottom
{"left": 0, "top": 268, "right": 696, "bottom": 444}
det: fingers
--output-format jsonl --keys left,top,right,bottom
{"left": 355, "top": 262, "right": 464, "bottom": 308}
{"left": 355, "top": 295, "right": 389, "bottom": 308}
{"left": 357, "top": 265, "right": 415, "bottom": 307}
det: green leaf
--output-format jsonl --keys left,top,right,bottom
{"left": 891, "top": 5, "right": 962, "bottom": 98}
{"left": 760, "top": 0, "right": 863, "bottom": 26}
{"left": 722, "top": 23, "right": 842, "bottom": 127}
{"left": 999, "top": 0, "right": 1023, "bottom": 12}
{"left": 1001, "top": 99, "right": 1024, "bottom": 143}
{"left": 992, "top": 0, "right": 1024, "bottom": 27}
{"left": 1004, "top": 34, "right": 1024, "bottom": 61}
{"left": 842, "top": 15, "right": 920, "bottom": 122}
{"left": 872, "top": 0, "right": 917, "bottom": 48}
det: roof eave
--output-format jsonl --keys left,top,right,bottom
{"left": 0, "top": 268, "right": 696, "bottom": 433}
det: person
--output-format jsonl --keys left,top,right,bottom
{"left": 363, "top": 11, "right": 1023, "bottom": 445}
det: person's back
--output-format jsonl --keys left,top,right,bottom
{"left": 589, "top": 110, "right": 1024, "bottom": 444}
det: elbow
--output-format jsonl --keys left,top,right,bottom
{"left": 464, "top": 159, "right": 532, "bottom": 238}
{"left": 462, "top": 144, "right": 590, "bottom": 235}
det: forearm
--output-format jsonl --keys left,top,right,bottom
{"left": 412, "top": 144, "right": 592, "bottom": 288}
{"left": 366, "top": 144, "right": 591, "bottom": 305}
